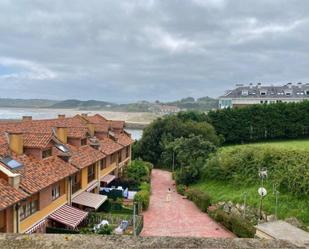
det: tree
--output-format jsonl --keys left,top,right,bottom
{"left": 161, "top": 134, "right": 217, "bottom": 169}
{"left": 134, "top": 111, "right": 220, "bottom": 165}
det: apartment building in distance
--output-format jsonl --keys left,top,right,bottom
{"left": 219, "top": 82, "right": 309, "bottom": 109}
{"left": 0, "top": 114, "right": 133, "bottom": 234}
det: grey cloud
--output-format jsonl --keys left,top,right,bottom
{"left": 0, "top": 0, "right": 308, "bottom": 102}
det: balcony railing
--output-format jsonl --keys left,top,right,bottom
{"left": 72, "top": 182, "right": 81, "bottom": 194}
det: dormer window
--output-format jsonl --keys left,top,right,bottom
{"left": 42, "top": 148, "right": 52, "bottom": 159}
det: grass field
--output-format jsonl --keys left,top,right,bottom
{"left": 223, "top": 139, "right": 309, "bottom": 151}
{"left": 192, "top": 139, "right": 309, "bottom": 227}
{"left": 191, "top": 180, "right": 309, "bottom": 226}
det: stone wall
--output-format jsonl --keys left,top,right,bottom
{"left": 0, "top": 234, "right": 304, "bottom": 249}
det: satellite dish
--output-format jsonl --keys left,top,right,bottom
{"left": 258, "top": 187, "right": 267, "bottom": 197}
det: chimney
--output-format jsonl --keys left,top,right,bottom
{"left": 87, "top": 123, "right": 95, "bottom": 137}
{"left": 22, "top": 116, "right": 32, "bottom": 121}
{"left": 56, "top": 126, "right": 68, "bottom": 144}
{"left": 58, "top": 114, "right": 65, "bottom": 119}
{"left": 8, "top": 132, "right": 24, "bottom": 155}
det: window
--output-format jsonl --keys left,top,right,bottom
{"left": 118, "top": 151, "right": 122, "bottom": 163}
{"left": 42, "top": 148, "right": 52, "bottom": 159}
{"left": 126, "top": 146, "right": 130, "bottom": 158}
{"left": 88, "top": 164, "right": 95, "bottom": 183}
{"left": 20, "top": 199, "right": 38, "bottom": 220}
{"left": 72, "top": 173, "right": 81, "bottom": 193}
{"left": 81, "top": 138, "right": 87, "bottom": 146}
{"left": 111, "top": 153, "right": 117, "bottom": 163}
{"left": 306, "top": 90, "right": 309, "bottom": 95}
{"left": 52, "top": 185, "right": 61, "bottom": 200}
{"left": 100, "top": 158, "right": 106, "bottom": 170}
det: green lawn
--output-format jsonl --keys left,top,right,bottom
{"left": 191, "top": 180, "right": 309, "bottom": 226}
{"left": 223, "top": 139, "right": 309, "bottom": 151}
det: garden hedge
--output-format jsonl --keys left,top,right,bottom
{"left": 208, "top": 209, "right": 256, "bottom": 238}
{"left": 185, "top": 188, "right": 211, "bottom": 212}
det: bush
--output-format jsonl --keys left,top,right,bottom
{"left": 203, "top": 146, "right": 309, "bottom": 196}
{"left": 185, "top": 188, "right": 211, "bottom": 212}
{"left": 175, "top": 159, "right": 205, "bottom": 185}
{"left": 134, "top": 190, "right": 150, "bottom": 210}
{"left": 208, "top": 209, "right": 256, "bottom": 238}
{"left": 96, "top": 224, "right": 113, "bottom": 235}
{"left": 176, "top": 184, "right": 186, "bottom": 195}
{"left": 140, "top": 182, "right": 151, "bottom": 192}
{"left": 98, "top": 199, "right": 133, "bottom": 214}
{"left": 124, "top": 160, "right": 150, "bottom": 184}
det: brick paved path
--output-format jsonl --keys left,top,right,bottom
{"left": 140, "top": 169, "right": 235, "bottom": 237}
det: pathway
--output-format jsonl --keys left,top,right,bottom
{"left": 140, "top": 169, "right": 235, "bottom": 237}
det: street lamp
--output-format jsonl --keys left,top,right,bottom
{"left": 258, "top": 168, "right": 268, "bottom": 221}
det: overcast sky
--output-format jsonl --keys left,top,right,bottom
{"left": 0, "top": 0, "right": 308, "bottom": 103}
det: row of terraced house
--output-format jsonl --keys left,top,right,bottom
{"left": 0, "top": 113, "right": 134, "bottom": 234}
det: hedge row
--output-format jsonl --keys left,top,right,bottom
{"left": 185, "top": 188, "right": 211, "bottom": 212}
{"left": 208, "top": 209, "right": 256, "bottom": 238}
{"left": 207, "top": 101, "right": 309, "bottom": 144}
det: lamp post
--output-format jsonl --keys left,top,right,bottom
{"left": 133, "top": 201, "right": 138, "bottom": 236}
{"left": 258, "top": 168, "right": 268, "bottom": 221}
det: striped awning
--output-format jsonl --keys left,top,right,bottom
{"left": 72, "top": 191, "right": 107, "bottom": 210}
{"left": 100, "top": 174, "right": 116, "bottom": 184}
{"left": 49, "top": 204, "right": 88, "bottom": 229}
{"left": 25, "top": 218, "right": 47, "bottom": 234}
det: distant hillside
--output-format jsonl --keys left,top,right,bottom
{"left": 50, "top": 99, "right": 116, "bottom": 109}
{"left": 0, "top": 96, "right": 218, "bottom": 112}
{"left": 165, "top": 96, "right": 218, "bottom": 111}
{"left": 0, "top": 98, "right": 59, "bottom": 108}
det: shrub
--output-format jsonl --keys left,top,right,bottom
{"left": 134, "top": 190, "right": 150, "bottom": 210}
{"left": 140, "top": 182, "right": 151, "bottom": 192}
{"left": 96, "top": 224, "right": 113, "bottom": 235}
{"left": 203, "top": 146, "right": 309, "bottom": 197}
{"left": 208, "top": 209, "right": 256, "bottom": 238}
{"left": 46, "top": 227, "right": 79, "bottom": 234}
{"left": 125, "top": 159, "right": 150, "bottom": 184}
{"left": 185, "top": 188, "right": 211, "bottom": 212}
{"left": 176, "top": 184, "right": 186, "bottom": 195}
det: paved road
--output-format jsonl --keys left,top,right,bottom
{"left": 140, "top": 169, "right": 235, "bottom": 237}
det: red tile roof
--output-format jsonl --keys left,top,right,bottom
{"left": 110, "top": 120, "right": 125, "bottom": 130}
{"left": 68, "top": 145, "right": 105, "bottom": 169}
{"left": 99, "top": 137, "right": 123, "bottom": 155}
{"left": 116, "top": 133, "right": 134, "bottom": 147}
{"left": 12, "top": 155, "right": 78, "bottom": 194}
{"left": 23, "top": 133, "right": 53, "bottom": 149}
{"left": 0, "top": 178, "right": 27, "bottom": 210}
{"left": 67, "top": 127, "right": 88, "bottom": 138}
{"left": 86, "top": 114, "right": 108, "bottom": 124}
